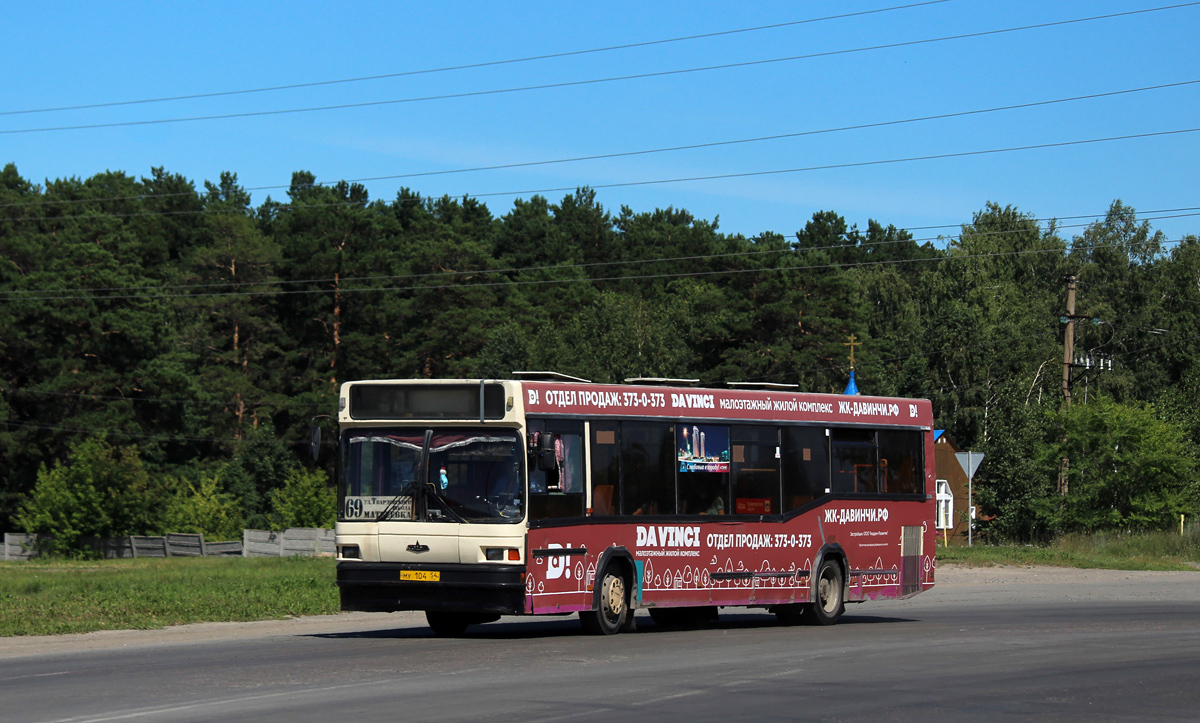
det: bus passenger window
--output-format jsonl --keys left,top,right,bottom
{"left": 677, "top": 424, "right": 729, "bottom": 515}
{"left": 528, "top": 419, "right": 585, "bottom": 520}
{"left": 831, "top": 428, "right": 878, "bottom": 494}
{"left": 590, "top": 422, "right": 620, "bottom": 516}
{"left": 731, "top": 425, "right": 780, "bottom": 515}
{"left": 621, "top": 423, "right": 676, "bottom": 516}
{"left": 878, "top": 429, "right": 924, "bottom": 494}
{"left": 782, "top": 426, "right": 828, "bottom": 510}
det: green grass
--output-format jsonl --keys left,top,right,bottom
{"left": 939, "top": 529, "right": 1200, "bottom": 571}
{"left": 0, "top": 556, "right": 339, "bottom": 637}
{"left": 8, "top": 532, "right": 1199, "bottom": 638}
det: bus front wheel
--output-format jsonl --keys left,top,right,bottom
{"left": 580, "top": 568, "right": 628, "bottom": 635}
{"left": 805, "top": 559, "right": 844, "bottom": 626}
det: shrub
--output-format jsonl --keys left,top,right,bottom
{"left": 1040, "top": 397, "right": 1200, "bottom": 532}
{"left": 15, "top": 437, "right": 167, "bottom": 556}
{"left": 163, "top": 475, "right": 245, "bottom": 541}
{"left": 271, "top": 469, "right": 336, "bottom": 529}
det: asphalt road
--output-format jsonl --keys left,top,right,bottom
{"left": 3, "top": 566, "right": 1199, "bottom": 722}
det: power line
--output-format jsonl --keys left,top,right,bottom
{"left": 0, "top": 2, "right": 953, "bottom": 118}
{"left": 4, "top": 3, "right": 1197, "bottom": 135}
{"left": 5, "top": 334, "right": 1196, "bottom": 437}
{"left": 5, "top": 125, "right": 1199, "bottom": 227}
{"left": 1, "top": 419, "right": 237, "bottom": 444}
{"left": 869, "top": 331, "right": 1060, "bottom": 366}
{"left": 0, "top": 385, "right": 325, "bottom": 409}
{"left": 472, "top": 127, "right": 1200, "bottom": 200}
{"left": 6, "top": 77, "right": 1197, "bottom": 212}
{"left": 3, "top": 234, "right": 1191, "bottom": 303}
{"left": 0, "top": 333, "right": 1052, "bottom": 408}
{"left": 3, "top": 208, "right": 1196, "bottom": 300}
{"left": 0, "top": 419, "right": 311, "bottom": 446}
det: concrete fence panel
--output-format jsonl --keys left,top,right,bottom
{"left": 281, "top": 528, "right": 336, "bottom": 556}
{"left": 3, "top": 533, "right": 47, "bottom": 561}
{"left": 4, "top": 529, "right": 328, "bottom": 560}
{"left": 243, "top": 529, "right": 284, "bottom": 557}
{"left": 204, "top": 540, "right": 244, "bottom": 556}
{"left": 80, "top": 536, "right": 135, "bottom": 559}
{"left": 164, "top": 533, "right": 205, "bottom": 557}
{"left": 131, "top": 536, "right": 168, "bottom": 558}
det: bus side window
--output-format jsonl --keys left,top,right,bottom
{"left": 731, "top": 425, "right": 780, "bottom": 515}
{"left": 831, "top": 428, "right": 878, "bottom": 494}
{"left": 782, "top": 426, "right": 828, "bottom": 510}
{"left": 620, "top": 423, "right": 676, "bottom": 516}
{"left": 677, "top": 423, "right": 729, "bottom": 515}
{"left": 878, "top": 429, "right": 924, "bottom": 495}
{"left": 590, "top": 422, "right": 621, "bottom": 516}
{"left": 529, "top": 419, "right": 585, "bottom": 520}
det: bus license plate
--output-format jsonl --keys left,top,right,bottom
{"left": 401, "top": 570, "right": 440, "bottom": 582}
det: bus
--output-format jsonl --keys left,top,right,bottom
{"left": 332, "top": 375, "right": 936, "bottom": 636}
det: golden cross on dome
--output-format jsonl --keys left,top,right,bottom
{"left": 843, "top": 334, "right": 861, "bottom": 370}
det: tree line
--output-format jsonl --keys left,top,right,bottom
{"left": 2, "top": 162, "right": 1198, "bottom": 546}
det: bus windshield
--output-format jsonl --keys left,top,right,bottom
{"left": 341, "top": 428, "right": 524, "bottom": 523}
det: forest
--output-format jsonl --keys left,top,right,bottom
{"left": 2, "top": 162, "right": 1198, "bottom": 546}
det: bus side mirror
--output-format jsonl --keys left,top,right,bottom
{"left": 537, "top": 432, "right": 558, "bottom": 471}
{"left": 310, "top": 424, "right": 322, "bottom": 463}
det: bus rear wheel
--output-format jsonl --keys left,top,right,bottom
{"left": 805, "top": 559, "right": 844, "bottom": 626}
{"left": 580, "top": 568, "right": 628, "bottom": 635}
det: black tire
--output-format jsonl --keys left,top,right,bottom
{"left": 426, "top": 611, "right": 472, "bottom": 637}
{"left": 580, "top": 567, "right": 628, "bottom": 635}
{"left": 804, "top": 558, "right": 844, "bottom": 626}
{"left": 773, "top": 604, "right": 805, "bottom": 626}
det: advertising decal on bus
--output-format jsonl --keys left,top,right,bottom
{"left": 525, "top": 507, "right": 934, "bottom": 615}
{"left": 525, "top": 383, "right": 929, "bottom": 425}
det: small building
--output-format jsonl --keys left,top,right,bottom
{"left": 933, "top": 431, "right": 973, "bottom": 545}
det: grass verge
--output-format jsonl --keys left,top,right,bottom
{"left": 0, "top": 556, "right": 339, "bottom": 637}
{"left": 939, "top": 530, "right": 1200, "bottom": 571}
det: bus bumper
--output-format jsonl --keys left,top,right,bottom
{"left": 336, "top": 562, "right": 527, "bottom": 615}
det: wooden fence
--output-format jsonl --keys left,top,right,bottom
{"left": 3, "top": 528, "right": 334, "bottom": 561}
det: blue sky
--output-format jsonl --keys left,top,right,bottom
{"left": 3, "top": 0, "right": 1198, "bottom": 244}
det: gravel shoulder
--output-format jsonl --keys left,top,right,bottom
{"left": 2, "top": 563, "right": 1196, "bottom": 660}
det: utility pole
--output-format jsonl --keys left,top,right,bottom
{"left": 1057, "top": 275, "right": 1104, "bottom": 496}
{"left": 1061, "top": 274, "right": 1076, "bottom": 408}
{"left": 1059, "top": 274, "right": 1076, "bottom": 497}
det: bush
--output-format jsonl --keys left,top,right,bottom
{"left": 1040, "top": 397, "right": 1200, "bottom": 533}
{"left": 15, "top": 438, "right": 168, "bottom": 556}
{"left": 163, "top": 475, "right": 245, "bottom": 541}
{"left": 219, "top": 420, "right": 303, "bottom": 529}
{"left": 271, "top": 469, "right": 336, "bottom": 529}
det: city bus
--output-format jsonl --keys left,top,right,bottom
{"left": 333, "top": 375, "right": 936, "bottom": 636}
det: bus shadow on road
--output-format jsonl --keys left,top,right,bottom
{"left": 636, "top": 612, "right": 919, "bottom": 634}
{"left": 306, "top": 612, "right": 918, "bottom": 641}
{"left": 307, "top": 617, "right": 587, "bottom": 641}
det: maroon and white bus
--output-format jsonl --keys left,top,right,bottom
{"left": 333, "top": 376, "right": 936, "bottom": 635}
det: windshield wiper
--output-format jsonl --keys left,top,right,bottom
{"left": 375, "top": 492, "right": 413, "bottom": 522}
